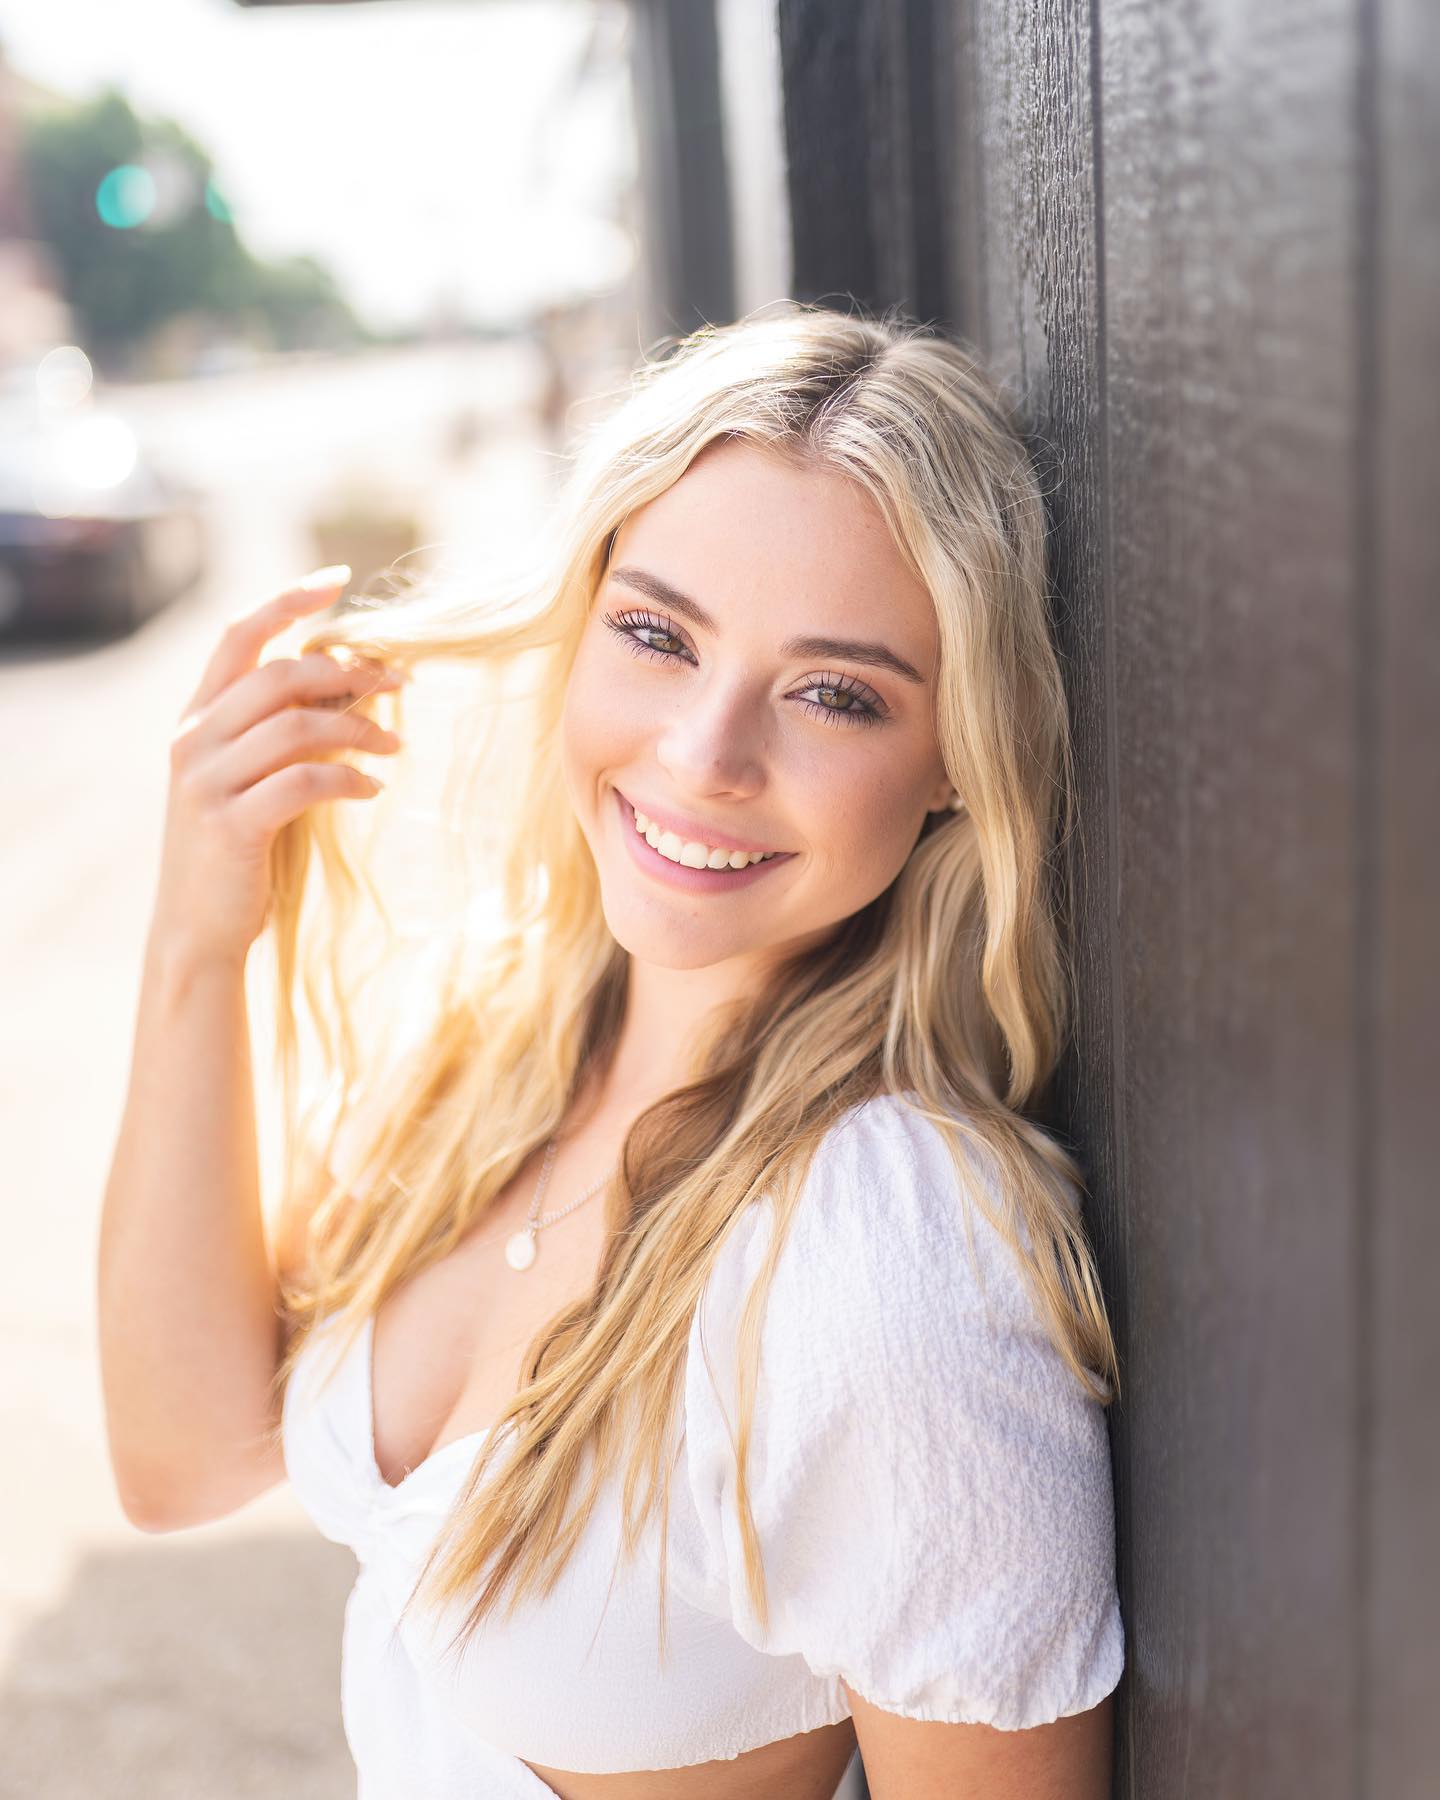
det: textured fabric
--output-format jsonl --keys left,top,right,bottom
{"left": 281, "top": 1092, "right": 1124, "bottom": 1795}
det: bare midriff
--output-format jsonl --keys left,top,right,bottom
{"left": 522, "top": 1718, "right": 858, "bottom": 1800}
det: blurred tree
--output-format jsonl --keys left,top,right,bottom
{"left": 18, "top": 85, "right": 373, "bottom": 370}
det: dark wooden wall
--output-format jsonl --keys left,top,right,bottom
{"left": 771, "top": 1, "right": 1437, "bottom": 1796}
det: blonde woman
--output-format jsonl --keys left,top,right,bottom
{"left": 100, "top": 301, "right": 1125, "bottom": 1800}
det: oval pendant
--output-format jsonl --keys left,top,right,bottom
{"left": 504, "top": 1229, "right": 537, "bottom": 1271}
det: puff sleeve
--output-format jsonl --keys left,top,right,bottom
{"left": 677, "top": 1095, "right": 1125, "bottom": 1731}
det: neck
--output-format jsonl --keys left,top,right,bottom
{"left": 577, "top": 951, "right": 759, "bottom": 1123}
{"left": 576, "top": 918, "right": 842, "bottom": 1126}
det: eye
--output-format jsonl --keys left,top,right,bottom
{"left": 791, "top": 673, "right": 887, "bottom": 729}
{"left": 601, "top": 607, "right": 693, "bottom": 666}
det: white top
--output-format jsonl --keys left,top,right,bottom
{"left": 281, "top": 1092, "right": 1124, "bottom": 1797}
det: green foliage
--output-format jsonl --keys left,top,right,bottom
{"left": 18, "top": 85, "right": 372, "bottom": 367}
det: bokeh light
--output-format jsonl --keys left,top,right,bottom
{"left": 35, "top": 345, "right": 94, "bottom": 412}
{"left": 94, "top": 163, "right": 156, "bottom": 229}
{"left": 29, "top": 414, "right": 140, "bottom": 516}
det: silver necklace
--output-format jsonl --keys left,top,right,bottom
{"left": 503, "top": 1137, "right": 613, "bottom": 1272}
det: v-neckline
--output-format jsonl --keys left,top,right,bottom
{"left": 362, "top": 1311, "right": 494, "bottom": 1494}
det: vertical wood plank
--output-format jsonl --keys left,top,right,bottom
{"left": 777, "top": 0, "right": 882, "bottom": 309}
{"left": 1095, "top": 2, "right": 1364, "bottom": 1793}
{"left": 627, "top": 0, "right": 735, "bottom": 337}
{"left": 940, "top": 2, "right": 1130, "bottom": 1786}
{"left": 1367, "top": 0, "right": 1440, "bottom": 1789}
{"left": 777, "top": 0, "right": 949, "bottom": 325}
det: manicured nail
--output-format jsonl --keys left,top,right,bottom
{"left": 301, "top": 563, "right": 351, "bottom": 589}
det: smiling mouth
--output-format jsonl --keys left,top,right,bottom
{"left": 619, "top": 793, "right": 784, "bottom": 869}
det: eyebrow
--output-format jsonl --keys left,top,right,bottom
{"left": 607, "top": 565, "right": 928, "bottom": 686}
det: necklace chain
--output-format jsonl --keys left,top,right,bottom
{"left": 503, "top": 1135, "right": 614, "bottom": 1272}
{"left": 529, "top": 1136, "right": 612, "bottom": 1227}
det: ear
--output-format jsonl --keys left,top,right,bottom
{"left": 926, "top": 782, "right": 963, "bottom": 815}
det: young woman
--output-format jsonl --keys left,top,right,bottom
{"left": 99, "top": 302, "right": 1124, "bottom": 1800}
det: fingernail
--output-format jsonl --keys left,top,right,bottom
{"left": 301, "top": 563, "right": 351, "bottom": 589}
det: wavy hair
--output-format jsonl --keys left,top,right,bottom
{"left": 261, "top": 298, "right": 1119, "bottom": 1668}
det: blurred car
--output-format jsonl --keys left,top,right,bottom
{"left": 0, "top": 405, "right": 209, "bottom": 637}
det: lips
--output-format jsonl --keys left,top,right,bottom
{"left": 615, "top": 788, "right": 785, "bottom": 861}
{"left": 611, "top": 787, "right": 795, "bottom": 892}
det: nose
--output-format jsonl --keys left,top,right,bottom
{"left": 652, "top": 672, "right": 767, "bottom": 799}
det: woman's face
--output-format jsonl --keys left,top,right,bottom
{"left": 560, "top": 438, "right": 956, "bottom": 975}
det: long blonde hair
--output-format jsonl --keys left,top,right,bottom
{"left": 263, "top": 298, "right": 1118, "bottom": 1667}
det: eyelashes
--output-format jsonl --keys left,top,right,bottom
{"left": 599, "top": 608, "right": 890, "bottom": 730}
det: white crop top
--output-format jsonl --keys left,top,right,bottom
{"left": 280, "top": 1092, "right": 1124, "bottom": 1797}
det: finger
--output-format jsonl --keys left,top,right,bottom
{"left": 230, "top": 760, "right": 385, "bottom": 840}
{"left": 182, "top": 566, "right": 353, "bottom": 719}
{"left": 189, "top": 649, "right": 402, "bottom": 749}
{"left": 210, "top": 705, "right": 401, "bottom": 798}
{"left": 309, "top": 652, "right": 406, "bottom": 712}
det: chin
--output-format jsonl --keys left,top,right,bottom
{"left": 600, "top": 901, "right": 761, "bottom": 972}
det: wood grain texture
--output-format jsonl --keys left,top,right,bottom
{"left": 1367, "top": 0, "right": 1440, "bottom": 1791}
{"left": 937, "top": 0, "right": 1425, "bottom": 1793}
{"left": 1095, "top": 2, "right": 1367, "bottom": 1791}
{"left": 939, "top": 0, "right": 1133, "bottom": 1788}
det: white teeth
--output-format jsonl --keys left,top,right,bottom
{"left": 630, "top": 804, "right": 776, "bottom": 868}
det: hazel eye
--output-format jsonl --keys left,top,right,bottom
{"left": 602, "top": 608, "right": 692, "bottom": 663}
{"left": 788, "top": 676, "right": 889, "bottom": 727}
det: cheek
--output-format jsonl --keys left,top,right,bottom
{"left": 794, "top": 752, "right": 919, "bottom": 870}
{"left": 562, "top": 636, "right": 625, "bottom": 771}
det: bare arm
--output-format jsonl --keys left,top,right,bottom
{"left": 96, "top": 565, "right": 405, "bottom": 1532}
{"left": 97, "top": 931, "right": 286, "bottom": 1530}
{"left": 844, "top": 1681, "right": 1114, "bottom": 1800}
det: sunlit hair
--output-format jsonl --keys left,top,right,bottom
{"left": 261, "top": 298, "right": 1119, "bottom": 1668}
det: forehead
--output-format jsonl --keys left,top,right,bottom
{"left": 609, "top": 439, "right": 938, "bottom": 671}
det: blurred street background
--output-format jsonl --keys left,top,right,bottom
{"left": 0, "top": 3, "right": 645, "bottom": 1793}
